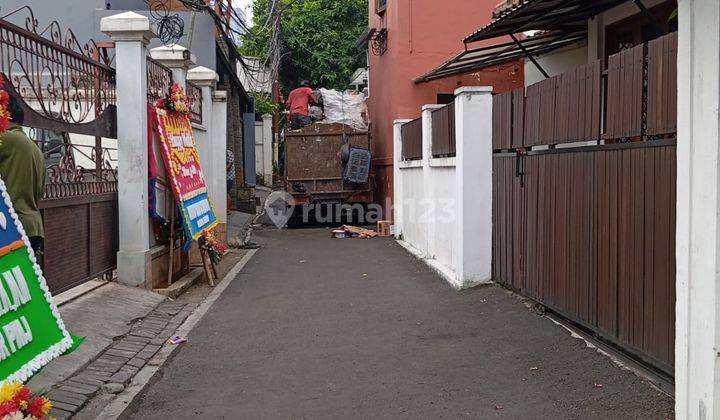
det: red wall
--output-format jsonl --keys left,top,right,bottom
{"left": 367, "top": 0, "right": 524, "bottom": 216}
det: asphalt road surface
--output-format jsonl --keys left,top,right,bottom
{"left": 124, "top": 227, "right": 673, "bottom": 419}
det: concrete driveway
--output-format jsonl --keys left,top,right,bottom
{"left": 124, "top": 227, "right": 673, "bottom": 419}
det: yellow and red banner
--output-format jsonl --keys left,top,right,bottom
{"left": 154, "top": 109, "right": 217, "bottom": 240}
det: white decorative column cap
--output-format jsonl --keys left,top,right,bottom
{"left": 212, "top": 90, "right": 227, "bottom": 101}
{"left": 454, "top": 86, "right": 493, "bottom": 96}
{"left": 393, "top": 119, "right": 412, "bottom": 126}
{"left": 101, "top": 11, "right": 156, "bottom": 43}
{"left": 187, "top": 66, "right": 220, "bottom": 87}
{"left": 150, "top": 44, "right": 196, "bottom": 69}
{"left": 422, "top": 104, "right": 444, "bottom": 111}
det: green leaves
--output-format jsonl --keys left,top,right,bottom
{"left": 239, "top": 0, "right": 368, "bottom": 92}
{"left": 251, "top": 92, "right": 278, "bottom": 116}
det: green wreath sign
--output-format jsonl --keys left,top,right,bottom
{"left": 0, "top": 176, "right": 73, "bottom": 383}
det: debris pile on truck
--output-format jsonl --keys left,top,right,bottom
{"left": 314, "top": 88, "right": 368, "bottom": 130}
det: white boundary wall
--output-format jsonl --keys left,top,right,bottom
{"left": 393, "top": 87, "right": 493, "bottom": 289}
{"left": 675, "top": 0, "right": 720, "bottom": 418}
{"left": 102, "top": 12, "right": 228, "bottom": 285}
{"left": 254, "top": 114, "right": 273, "bottom": 186}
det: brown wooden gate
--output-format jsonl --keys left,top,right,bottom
{"left": 492, "top": 32, "right": 677, "bottom": 376}
{"left": 0, "top": 7, "right": 119, "bottom": 293}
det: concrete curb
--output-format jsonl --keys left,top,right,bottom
{"left": 228, "top": 211, "right": 258, "bottom": 247}
{"left": 153, "top": 267, "right": 204, "bottom": 299}
{"left": 55, "top": 280, "right": 110, "bottom": 307}
{"left": 94, "top": 249, "right": 258, "bottom": 419}
{"left": 395, "top": 239, "right": 490, "bottom": 290}
{"left": 254, "top": 185, "right": 273, "bottom": 193}
{"left": 544, "top": 313, "right": 675, "bottom": 397}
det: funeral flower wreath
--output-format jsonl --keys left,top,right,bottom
{"left": 0, "top": 75, "right": 11, "bottom": 142}
{"left": 154, "top": 83, "right": 227, "bottom": 262}
{"left": 0, "top": 74, "right": 70, "bottom": 411}
{"left": 155, "top": 82, "right": 190, "bottom": 115}
{"left": 0, "top": 381, "right": 52, "bottom": 419}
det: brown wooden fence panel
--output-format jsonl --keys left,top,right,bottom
{"left": 490, "top": 32, "right": 677, "bottom": 377}
{"left": 538, "top": 77, "right": 557, "bottom": 145}
{"left": 523, "top": 152, "right": 596, "bottom": 318}
{"left": 524, "top": 84, "right": 540, "bottom": 147}
{"left": 595, "top": 150, "right": 621, "bottom": 336}
{"left": 524, "top": 77, "right": 557, "bottom": 146}
{"left": 647, "top": 32, "right": 678, "bottom": 136}
{"left": 492, "top": 89, "right": 525, "bottom": 150}
{"left": 511, "top": 88, "right": 525, "bottom": 148}
{"left": 605, "top": 44, "right": 644, "bottom": 139}
{"left": 88, "top": 200, "right": 120, "bottom": 275}
{"left": 431, "top": 102, "right": 456, "bottom": 157}
{"left": 616, "top": 145, "right": 676, "bottom": 370}
{"left": 492, "top": 155, "right": 523, "bottom": 289}
{"left": 554, "top": 60, "right": 602, "bottom": 144}
{"left": 492, "top": 143, "right": 676, "bottom": 375}
{"left": 41, "top": 194, "right": 119, "bottom": 293}
{"left": 492, "top": 93, "right": 512, "bottom": 150}
{"left": 554, "top": 71, "right": 572, "bottom": 144}
{"left": 401, "top": 118, "right": 423, "bottom": 160}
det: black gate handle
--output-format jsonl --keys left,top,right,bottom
{"left": 515, "top": 148, "right": 526, "bottom": 188}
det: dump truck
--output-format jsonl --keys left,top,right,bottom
{"left": 283, "top": 122, "right": 373, "bottom": 209}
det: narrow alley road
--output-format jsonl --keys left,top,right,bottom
{"left": 125, "top": 228, "right": 673, "bottom": 419}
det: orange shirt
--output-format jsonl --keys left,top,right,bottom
{"left": 286, "top": 87, "right": 313, "bottom": 116}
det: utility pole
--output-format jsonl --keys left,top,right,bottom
{"left": 271, "top": 0, "right": 282, "bottom": 177}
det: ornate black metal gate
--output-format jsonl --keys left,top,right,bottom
{"left": 0, "top": 6, "right": 119, "bottom": 293}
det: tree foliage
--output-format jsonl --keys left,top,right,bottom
{"left": 251, "top": 91, "right": 278, "bottom": 116}
{"left": 240, "top": 0, "right": 368, "bottom": 93}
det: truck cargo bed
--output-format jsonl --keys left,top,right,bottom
{"left": 284, "top": 123, "right": 373, "bottom": 205}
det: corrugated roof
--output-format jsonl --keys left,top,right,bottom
{"left": 492, "top": 0, "right": 525, "bottom": 18}
{"left": 416, "top": 0, "right": 634, "bottom": 83}
{"left": 465, "top": 0, "right": 629, "bottom": 43}
{"left": 415, "top": 30, "right": 586, "bottom": 83}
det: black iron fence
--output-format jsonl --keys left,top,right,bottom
{"left": 0, "top": 6, "right": 119, "bottom": 293}
{"left": 186, "top": 81, "right": 203, "bottom": 124}
{"left": 147, "top": 56, "right": 173, "bottom": 104}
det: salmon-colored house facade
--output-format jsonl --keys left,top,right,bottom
{"left": 365, "top": 0, "right": 524, "bottom": 215}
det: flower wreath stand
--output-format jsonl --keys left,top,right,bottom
{"left": 152, "top": 84, "right": 225, "bottom": 287}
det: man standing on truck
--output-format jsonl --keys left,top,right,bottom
{"left": 286, "top": 80, "right": 314, "bottom": 130}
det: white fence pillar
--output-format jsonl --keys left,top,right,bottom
{"left": 101, "top": 12, "right": 155, "bottom": 286}
{"left": 262, "top": 114, "right": 273, "bottom": 185}
{"left": 186, "top": 66, "right": 221, "bottom": 233}
{"left": 149, "top": 44, "right": 195, "bottom": 89}
{"left": 454, "top": 87, "right": 493, "bottom": 288}
{"left": 211, "top": 90, "right": 228, "bottom": 241}
{"left": 393, "top": 119, "right": 411, "bottom": 238}
{"left": 422, "top": 105, "right": 443, "bottom": 260}
{"left": 675, "top": 0, "right": 720, "bottom": 418}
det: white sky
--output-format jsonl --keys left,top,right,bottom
{"left": 235, "top": 0, "right": 254, "bottom": 26}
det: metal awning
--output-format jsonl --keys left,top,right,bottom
{"left": 465, "top": 0, "right": 629, "bottom": 43}
{"left": 415, "top": 30, "right": 586, "bottom": 83}
{"left": 415, "top": 0, "right": 635, "bottom": 83}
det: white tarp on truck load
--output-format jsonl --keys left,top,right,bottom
{"left": 317, "top": 88, "right": 368, "bottom": 130}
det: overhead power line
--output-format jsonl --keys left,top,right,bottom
{"left": 145, "top": 0, "right": 284, "bottom": 94}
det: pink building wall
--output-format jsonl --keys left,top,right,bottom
{"left": 367, "top": 0, "right": 524, "bottom": 215}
